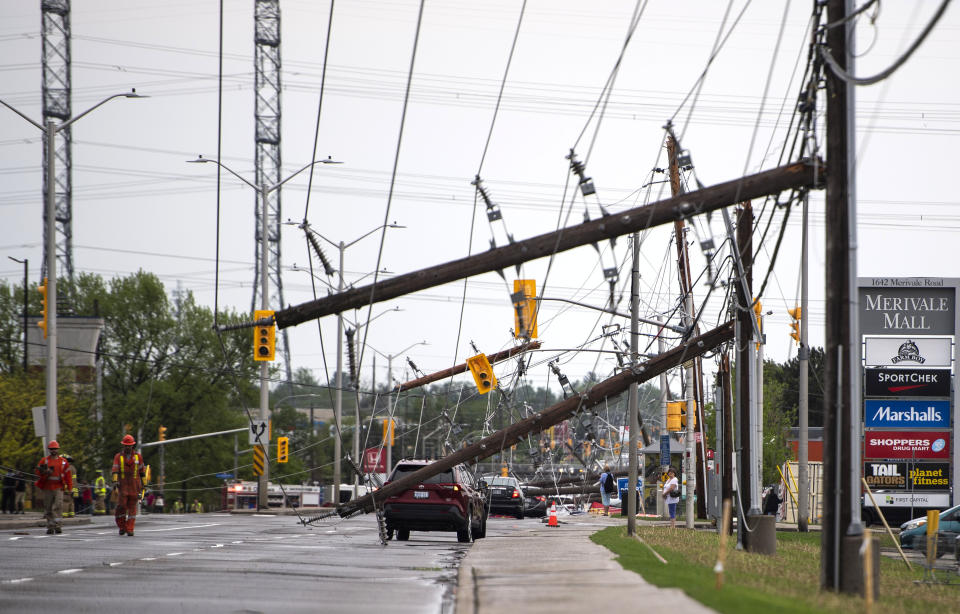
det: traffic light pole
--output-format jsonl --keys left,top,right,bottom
{"left": 258, "top": 183, "right": 270, "bottom": 510}
{"left": 44, "top": 121, "right": 58, "bottom": 445}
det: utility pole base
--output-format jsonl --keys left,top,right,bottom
{"left": 839, "top": 535, "right": 878, "bottom": 598}
{"left": 743, "top": 515, "right": 776, "bottom": 555}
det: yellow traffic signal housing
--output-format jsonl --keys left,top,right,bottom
{"left": 158, "top": 425, "right": 167, "bottom": 441}
{"left": 466, "top": 353, "right": 497, "bottom": 394}
{"left": 667, "top": 400, "right": 698, "bottom": 431}
{"left": 381, "top": 418, "right": 395, "bottom": 446}
{"left": 253, "top": 309, "right": 276, "bottom": 361}
{"left": 512, "top": 279, "right": 538, "bottom": 339}
{"left": 788, "top": 306, "right": 802, "bottom": 342}
{"left": 277, "top": 436, "right": 289, "bottom": 463}
{"left": 38, "top": 278, "right": 49, "bottom": 338}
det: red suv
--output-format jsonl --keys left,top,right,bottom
{"left": 383, "top": 460, "right": 487, "bottom": 543}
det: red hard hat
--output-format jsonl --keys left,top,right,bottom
{"left": 47, "top": 440, "right": 60, "bottom": 450}
{"left": 121, "top": 434, "right": 136, "bottom": 446}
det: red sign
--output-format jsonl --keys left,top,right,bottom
{"left": 864, "top": 431, "right": 950, "bottom": 459}
{"left": 362, "top": 447, "right": 386, "bottom": 473}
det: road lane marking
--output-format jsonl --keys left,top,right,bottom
{"left": 231, "top": 540, "right": 243, "bottom": 544}
{"left": 140, "top": 557, "right": 156, "bottom": 561}
{"left": 212, "top": 544, "right": 224, "bottom": 548}
{"left": 108, "top": 562, "right": 123, "bottom": 567}
{"left": 139, "top": 523, "right": 221, "bottom": 532}
{"left": 167, "top": 552, "right": 184, "bottom": 556}
{"left": 57, "top": 569, "right": 82, "bottom": 575}
{"left": 5, "top": 578, "right": 33, "bottom": 584}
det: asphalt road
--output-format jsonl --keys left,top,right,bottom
{"left": 0, "top": 511, "right": 512, "bottom": 613}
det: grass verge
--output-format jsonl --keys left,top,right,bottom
{"left": 591, "top": 525, "right": 958, "bottom": 614}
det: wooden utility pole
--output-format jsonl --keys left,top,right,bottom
{"left": 336, "top": 321, "right": 735, "bottom": 517}
{"left": 735, "top": 203, "right": 754, "bottom": 520}
{"left": 392, "top": 341, "right": 540, "bottom": 392}
{"left": 720, "top": 354, "right": 734, "bottom": 533}
{"left": 273, "top": 161, "right": 820, "bottom": 330}
{"left": 822, "top": 0, "right": 863, "bottom": 593}
{"left": 666, "top": 136, "right": 702, "bottom": 528}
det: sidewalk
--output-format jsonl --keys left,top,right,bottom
{"left": 455, "top": 513, "right": 716, "bottom": 614}
{"left": 0, "top": 511, "right": 92, "bottom": 531}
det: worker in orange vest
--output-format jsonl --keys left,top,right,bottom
{"left": 35, "top": 440, "right": 73, "bottom": 534}
{"left": 112, "top": 434, "right": 146, "bottom": 537}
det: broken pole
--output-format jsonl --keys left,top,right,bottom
{"left": 392, "top": 341, "right": 541, "bottom": 393}
{"left": 336, "top": 320, "right": 735, "bottom": 517}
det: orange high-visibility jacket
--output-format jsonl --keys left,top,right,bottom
{"left": 112, "top": 451, "right": 145, "bottom": 497}
{"left": 36, "top": 454, "right": 73, "bottom": 491}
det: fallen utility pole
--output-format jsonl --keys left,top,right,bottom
{"left": 392, "top": 341, "right": 541, "bottom": 392}
{"left": 275, "top": 160, "right": 820, "bottom": 329}
{"left": 334, "top": 320, "right": 734, "bottom": 518}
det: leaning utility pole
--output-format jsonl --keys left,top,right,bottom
{"left": 253, "top": 0, "right": 294, "bottom": 389}
{"left": 798, "top": 191, "right": 810, "bottom": 533}
{"left": 822, "top": 0, "right": 863, "bottom": 593}
{"left": 41, "top": 0, "right": 74, "bottom": 283}
{"left": 274, "top": 161, "right": 820, "bottom": 330}
{"left": 627, "top": 232, "right": 640, "bottom": 536}
{"left": 334, "top": 321, "right": 736, "bottom": 518}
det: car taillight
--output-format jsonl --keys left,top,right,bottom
{"left": 511, "top": 489, "right": 519, "bottom": 498}
{"left": 537, "top": 496, "right": 545, "bottom": 501}
{"left": 453, "top": 485, "right": 460, "bottom": 492}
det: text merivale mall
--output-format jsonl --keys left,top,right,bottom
{"left": 859, "top": 278, "right": 957, "bottom": 509}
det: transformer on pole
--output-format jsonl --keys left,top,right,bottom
{"left": 41, "top": 0, "right": 74, "bottom": 284}
{"left": 252, "top": 0, "right": 293, "bottom": 388}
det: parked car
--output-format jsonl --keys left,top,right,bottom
{"left": 524, "top": 494, "right": 547, "bottom": 517}
{"left": 382, "top": 460, "right": 486, "bottom": 543}
{"left": 486, "top": 476, "right": 525, "bottom": 519}
{"left": 899, "top": 504, "right": 960, "bottom": 555}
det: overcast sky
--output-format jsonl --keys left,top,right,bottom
{"left": 2, "top": 1, "right": 958, "bottom": 401}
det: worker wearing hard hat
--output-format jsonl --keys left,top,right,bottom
{"left": 93, "top": 470, "right": 108, "bottom": 515}
{"left": 61, "top": 455, "right": 78, "bottom": 518}
{"left": 112, "top": 435, "right": 146, "bottom": 537}
{"left": 35, "top": 441, "right": 73, "bottom": 534}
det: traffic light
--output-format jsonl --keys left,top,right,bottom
{"left": 667, "top": 401, "right": 683, "bottom": 431}
{"left": 381, "top": 418, "right": 395, "bottom": 446}
{"left": 512, "top": 279, "right": 538, "bottom": 339}
{"left": 253, "top": 309, "right": 276, "bottom": 361}
{"left": 788, "top": 306, "right": 802, "bottom": 343}
{"left": 38, "top": 278, "right": 48, "bottom": 338}
{"left": 277, "top": 436, "right": 289, "bottom": 463}
{"left": 158, "top": 425, "right": 167, "bottom": 441}
{"left": 466, "top": 353, "right": 497, "bottom": 394}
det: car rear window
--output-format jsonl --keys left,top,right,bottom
{"left": 489, "top": 477, "right": 517, "bottom": 486}
{"left": 390, "top": 464, "right": 455, "bottom": 484}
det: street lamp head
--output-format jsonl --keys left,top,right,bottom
{"left": 124, "top": 89, "right": 149, "bottom": 99}
{"left": 187, "top": 155, "right": 209, "bottom": 164}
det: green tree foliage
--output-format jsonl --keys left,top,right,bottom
{"left": 0, "top": 272, "right": 258, "bottom": 509}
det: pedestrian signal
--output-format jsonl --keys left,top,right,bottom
{"left": 466, "top": 353, "right": 497, "bottom": 394}
{"left": 253, "top": 309, "right": 276, "bottom": 361}
{"left": 277, "top": 436, "right": 289, "bottom": 463}
{"left": 512, "top": 279, "right": 538, "bottom": 339}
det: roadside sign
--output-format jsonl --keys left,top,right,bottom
{"left": 864, "top": 399, "right": 950, "bottom": 428}
{"left": 215, "top": 472, "right": 234, "bottom": 479}
{"left": 252, "top": 446, "right": 265, "bottom": 476}
{"left": 249, "top": 420, "right": 268, "bottom": 445}
{"left": 660, "top": 434, "right": 670, "bottom": 467}
{"left": 32, "top": 406, "right": 45, "bottom": 437}
{"left": 864, "top": 368, "right": 951, "bottom": 397}
{"left": 864, "top": 430, "right": 950, "bottom": 459}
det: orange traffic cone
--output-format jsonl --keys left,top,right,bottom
{"left": 547, "top": 502, "right": 558, "bottom": 527}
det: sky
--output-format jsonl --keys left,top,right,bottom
{"left": 1, "top": 0, "right": 958, "bottom": 406}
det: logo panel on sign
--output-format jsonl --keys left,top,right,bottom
{"left": 864, "top": 430, "right": 951, "bottom": 459}
{"left": 863, "top": 368, "right": 952, "bottom": 397}
{"left": 863, "top": 400, "right": 950, "bottom": 428}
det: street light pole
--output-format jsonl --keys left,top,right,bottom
{"left": 259, "top": 183, "right": 271, "bottom": 509}
{"left": 1, "top": 91, "right": 144, "bottom": 447}
{"left": 190, "top": 155, "right": 339, "bottom": 509}
{"left": 334, "top": 241, "right": 344, "bottom": 505}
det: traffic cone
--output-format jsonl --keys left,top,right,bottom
{"left": 547, "top": 502, "right": 558, "bottom": 527}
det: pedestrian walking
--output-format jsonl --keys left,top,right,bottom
{"left": 93, "top": 470, "right": 107, "bottom": 515}
{"left": 153, "top": 492, "right": 165, "bottom": 514}
{"left": 112, "top": 434, "right": 146, "bottom": 537}
{"left": 14, "top": 471, "right": 26, "bottom": 513}
{"left": 35, "top": 441, "right": 73, "bottom": 534}
{"left": 595, "top": 465, "right": 616, "bottom": 516}
{"left": 1, "top": 470, "right": 15, "bottom": 513}
{"left": 661, "top": 467, "right": 680, "bottom": 528}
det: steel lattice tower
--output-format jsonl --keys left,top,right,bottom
{"left": 41, "top": 0, "right": 74, "bottom": 284}
{"left": 253, "top": 0, "right": 293, "bottom": 386}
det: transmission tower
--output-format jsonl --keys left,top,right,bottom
{"left": 41, "top": 0, "right": 74, "bottom": 284}
{"left": 252, "top": 0, "right": 293, "bottom": 388}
